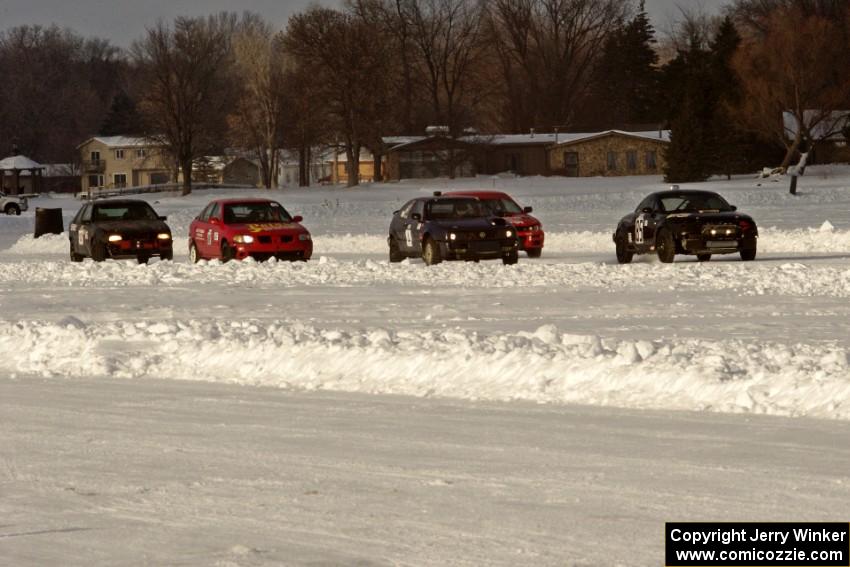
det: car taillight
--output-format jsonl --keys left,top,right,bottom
{"left": 739, "top": 220, "right": 752, "bottom": 232}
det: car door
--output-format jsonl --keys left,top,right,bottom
{"left": 402, "top": 200, "right": 425, "bottom": 255}
{"left": 633, "top": 196, "right": 660, "bottom": 251}
{"left": 74, "top": 204, "right": 94, "bottom": 256}
{"left": 390, "top": 200, "right": 414, "bottom": 250}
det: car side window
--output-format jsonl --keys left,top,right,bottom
{"left": 80, "top": 204, "right": 92, "bottom": 223}
{"left": 210, "top": 203, "right": 222, "bottom": 222}
{"left": 398, "top": 200, "right": 415, "bottom": 219}
{"left": 198, "top": 203, "right": 214, "bottom": 222}
{"left": 411, "top": 200, "right": 425, "bottom": 220}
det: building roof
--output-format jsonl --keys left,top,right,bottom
{"left": 77, "top": 136, "right": 156, "bottom": 149}
{"left": 0, "top": 155, "right": 43, "bottom": 170}
{"left": 552, "top": 129, "right": 671, "bottom": 147}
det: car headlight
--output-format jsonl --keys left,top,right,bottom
{"left": 157, "top": 233, "right": 171, "bottom": 240}
{"left": 299, "top": 233, "right": 311, "bottom": 241}
{"left": 505, "top": 230, "right": 513, "bottom": 238}
{"left": 108, "top": 234, "right": 122, "bottom": 242}
{"left": 234, "top": 235, "right": 254, "bottom": 244}
{"left": 449, "top": 232, "right": 457, "bottom": 241}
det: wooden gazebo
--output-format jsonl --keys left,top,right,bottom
{"left": 0, "top": 154, "right": 45, "bottom": 195}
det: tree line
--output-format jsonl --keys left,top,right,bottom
{"left": 0, "top": 0, "right": 848, "bottom": 192}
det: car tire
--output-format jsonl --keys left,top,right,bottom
{"left": 503, "top": 250, "right": 519, "bottom": 265}
{"left": 422, "top": 238, "right": 442, "bottom": 266}
{"left": 5, "top": 204, "right": 20, "bottom": 216}
{"left": 137, "top": 255, "right": 149, "bottom": 265}
{"left": 740, "top": 247, "right": 757, "bottom": 261}
{"left": 526, "top": 248, "right": 542, "bottom": 258}
{"left": 220, "top": 240, "right": 235, "bottom": 262}
{"left": 70, "top": 243, "right": 84, "bottom": 262}
{"left": 697, "top": 254, "right": 711, "bottom": 262}
{"left": 656, "top": 229, "right": 676, "bottom": 263}
{"left": 388, "top": 236, "right": 404, "bottom": 263}
{"left": 189, "top": 241, "right": 201, "bottom": 264}
{"left": 91, "top": 239, "right": 107, "bottom": 262}
{"left": 615, "top": 234, "right": 634, "bottom": 265}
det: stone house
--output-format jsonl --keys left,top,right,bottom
{"left": 547, "top": 130, "right": 670, "bottom": 177}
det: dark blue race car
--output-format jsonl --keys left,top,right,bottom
{"left": 388, "top": 193, "right": 519, "bottom": 265}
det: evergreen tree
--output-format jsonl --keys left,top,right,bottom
{"left": 100, "top": 90, "right": 142, "bottom": 136}
{"left": 587, "top": 1, "right": 661, "bottom": 128}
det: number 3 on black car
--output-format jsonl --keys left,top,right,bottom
{"left": 613, "top": 189, "right": 758, "bottom": 264}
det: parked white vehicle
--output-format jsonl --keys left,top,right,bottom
{"left": 0, "top": 192, "right": 28, "bottom": 215}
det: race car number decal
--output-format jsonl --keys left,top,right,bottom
{"left": 635, "top": 215, "right": 646, "bottom": 245}
{"left": 246, "top": 223, "right": 293, "bottom": 233}
{"left": 404, "top": 225, "right": 414, "bottom": 247}
{"left": 78, "top": 227, "right": 88, "bottom": 246}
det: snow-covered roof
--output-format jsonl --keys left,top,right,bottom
{"left": 470, "top": 133, "right": 561, "bottom": 146}
{"left": 383, "top": 136, "right": 427, "bottom": 148}
{"left": 77, "top": 136, "right": 157, "bottom": 149}
{"left": 552, "top": 130, "right": 671, "bottom": 146}
{"left": 0, "top": 155, "right": 43, "bottom": 170}
{"left": 783, "top": 111, "right": 850, "bottom": 141}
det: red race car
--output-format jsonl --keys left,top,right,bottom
{"left": 189, "top": 198, "right": 312, "bottom": 262}
{"left": 445, "top": 191, "right": 544, "bottom": 257}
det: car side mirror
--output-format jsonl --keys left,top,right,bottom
{"left": 393, "top": 210, "right": 399, "bottom": 216}
{"left": 411, "top": 213, "right": 422, "bottom": 221}
{"left": 730, "top": 205, "right": 737, "bottom": 212}
{"left": 159, "top": 215, "right": 168, "bottom": 221}
{"left": 293, "top": 215, "right": 303, "bottom": 223}
{"left": 523, "top": 206, "right": 533, "bottom": 213}
{"left": 209, "top": 217, "right": 221, "bottom": 225}
{"left": 641, "top": 207, "right": 653, "bottom": 214}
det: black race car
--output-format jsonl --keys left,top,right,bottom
{"left": 613, "top": 189, "right": 758, "bottom": 264}
{"left": 388, "top": 193, "right": 519, "bottom": 265}
{"left": 69, "top": 199, "right": 173, "bottom": 263}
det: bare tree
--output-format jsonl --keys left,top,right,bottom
{"left": 283, "top": 7, "right": 389, "bottom": 187}
{"left": 486, "top": 0, "right": 630, "bottom": 132}
{"left": 731, "top": 5, "right": 850, "bottom": 168}
{"left": 133, "top": 16, "right": 234, "bottom": 195}
{"left": 228, "top": 17, "right": 288, "bottom": 188}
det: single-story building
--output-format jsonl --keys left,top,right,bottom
{"left": 384, "top": 136, "right": 477, "bottom": 181}
{"left": 547, "top": 130, "right": 670, "bottom": 177}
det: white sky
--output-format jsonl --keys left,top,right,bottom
{"left": 0, "top": 0, "right": 730, "bottom": 46}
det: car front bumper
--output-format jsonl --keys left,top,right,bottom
{"left": 680, "top": 235, "right": 757, "bottom": 255}
{"left": 442, "top": 238, "right": 518, "bottom": 260}
{"left": 108, "top": 239, "right": 172, "bottom": 258}
{"left": 517, "top": 229, "right": 544, "bottom": 251}
{"left": 234, "top": 240, "right": 313, "bottom": 261}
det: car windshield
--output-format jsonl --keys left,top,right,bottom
{"left": 223, "top": 202, "right": 292, "bottom": 224}
{"left": 93, "top": 203, "right": 158, "bottom": 221}
{"left": 480, "top": 198, "right": 523, "bottom": 215}
{"left": 427, "top": 198, "right": 486, "bottom": 219}
{"left": 659, "top": 193, "right": 733, "bottom": 213}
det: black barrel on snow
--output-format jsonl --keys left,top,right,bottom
{"left": 34, "top": 207, "right": 63, "bottom": 238}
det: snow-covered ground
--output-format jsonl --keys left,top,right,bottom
{"left": 2, "top": 167, "right": 850, "bottom": 564}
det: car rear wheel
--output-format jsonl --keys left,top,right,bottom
{"left": 220, "top": 240, "right": 235, "bottom": 262}
{"left": 137, "top": 255, "right": 149, "bottom": 265}
{"left": 70, "top": 243, "right": 84, "bottom": 262}
{"left": 740, "top": 247, "right": 757, "bottom": 261}
{"left": 91, "top": 239, "right": 107, "bottom": 262}
{"left": 189, "top": 241, "right": 201, "bottom": 264}
{"left": 388, "top": 236, "right": 404, "bottom": 263}
{"left": 160, "top": 250, "right": 173, "bottom": 262}
{"left": 697, "top": 254, "right": 711, "bottom": 262}
{"left": 422, "top": 238, "right": 442, "bottom": 266}
{"left": 656, "top": 230, "right": 676, "bottom": 263}
{"left": 615, "top": 234, "right": 633, "bottom": 264}
{"left": 5, "top": 204, "right": 20, "bottom": 216}
{"left": 502, "top": 250, "right": 519, "bottom": 265}
{"left": 526, "top": 248, "right": 542, "bottom": 258}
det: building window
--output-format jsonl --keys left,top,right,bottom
{"left": 115, "top": 149, "right": 125, "bottom": 159}
{"left": 88, "top": 174, "right": 104, "bottom": 188}
{"left": 645, "top": 151, "right": 657, "bottom": 170}
{"left": 505, "top": 153, "right": 521, "bottom": 173}
{"left": 626, "top": 150, "right": 638, "bottom": 171}
{"left": 136, "top": 148, "right": 147, "bottom": 158}
{"left": 607, "top": 151, "right": 618, "bottom": 171}
{"left": 90, "top": 151, "right": 101, "bottom": 163}
{"left": 113, "top": 173, "right": 127, "bottom": 188}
